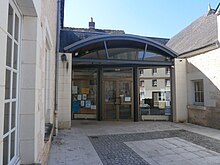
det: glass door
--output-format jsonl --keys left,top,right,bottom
{"left": 103, "top": 68, "right": 133, "bottom": 120}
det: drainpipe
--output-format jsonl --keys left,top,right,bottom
{"left": 54, "top": 0, "right": 61, "bottom": 135}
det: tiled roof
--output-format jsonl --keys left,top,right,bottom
{"left": 166, "top": 12, "right": 218, "bottom": 56}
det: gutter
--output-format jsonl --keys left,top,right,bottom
{"left": 54, "top": 0, "right": 61, "bottom": 135}
{"left": 178, "top": 41, "right": 220, "bottom": 58}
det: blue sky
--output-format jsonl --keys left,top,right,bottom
{"left": 64, "top": 0, "right": 220, "bottom": 38}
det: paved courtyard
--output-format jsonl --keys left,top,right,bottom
{"left": 48, "top": 121, "right": 220, "bottom": 165}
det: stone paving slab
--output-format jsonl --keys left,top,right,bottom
{"left": 48, "top": 121, "right": 220, "bottom": 165}
{"left": 126, "top": 137, "right": 220, "bottom": 165}
{"left": 89, "top": 130, "right": 220, "bottom": 165}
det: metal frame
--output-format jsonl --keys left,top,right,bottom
{"left": 64, "top": 34, "right": 177, "bottom": 59}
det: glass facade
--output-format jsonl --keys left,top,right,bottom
{"left": 72, "top": 69, "right": 97, "bottom": 119}
{"left": 68, "top": 35, "right": 176, "bottom": 121}
{"left": 139, "top": 67, "right": 171, "bottom": 119}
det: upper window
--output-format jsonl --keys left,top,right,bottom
{"left": 152, "top": 68, "right": 157, "bottom": 75}
{"left": 140, "top": 80, "right": 144, "bottom": 87}
{"left": 152, "top": 79, "right": 157, "bottom": 87}
{"left": 165, "top": 79, "right": 170, "bottom": 87}
{"left": 193, "top": 80, "right": 204, "bottom": 105}
{"left": 166, "top": 67, "right": 170, "bottom": 75}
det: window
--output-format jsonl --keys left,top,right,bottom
{"left": 152, "top": 68, "right": 157, "bottom": 75}
{"left": 139, "top": 69, "right": 144, "bottom": 75}
{"left": 193, "top": 80, "right": 204, "bottom": 104}
{"left": 165, "top": 79, "right": 170, "bottom": 87}
{"left": 152, "top": 80, "right": 157, "bottom": 87}
{"left": 140, "top": 80, "right": 144, "bottom": 87}
{"left": 166, "top": 67, "right": 170, "bottom": 75}
{"left": 3, "top": 2, "right": 20, "bottom": 165}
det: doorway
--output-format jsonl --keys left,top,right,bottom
{"left": 102, "top": 68, "right": 133, "bottom": 120}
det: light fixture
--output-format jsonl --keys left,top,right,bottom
{"left": 61, "top": 54, "right": 67, "bottom": 62}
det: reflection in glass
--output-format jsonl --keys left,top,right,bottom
{"left": 13, "top": 44, "right": 18, "bottom": 69}
{"left": 10, "top": 131, "right": 15, "bottom": 160}
{"left": 4, "top": 103, "right": 10, "bottom": 134}
{"left": 6, "top": 37, "right": 12, "bottom": 67}
{"left": 3, "top": 136, "right": 9, "bottom": 165}
{"left": 14, "top": 14, "right": 19, "bottom": 41}
{"left": 12, "top": 72, "right": 17, "bottom": 98}
{"left": 7, "top": 4, "right": 13, "bottom": 35}
{"left": 139, "top": 67, "right": 171, "bottom": 117}
{"left": 5, "top": 69, "right": 11, "bottom": 99}
{"left": 11, "top": 102, "right": 16, "bottom": 129}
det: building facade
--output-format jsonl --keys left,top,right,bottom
{"left": 0, "top": 0, "right": 58, "bottom": 164}
{"left": 167, "top": 5, "right": 220, "bottom": 128}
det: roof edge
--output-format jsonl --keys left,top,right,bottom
{"left": 178, "top": 41, "right": 220, "bottom": 58}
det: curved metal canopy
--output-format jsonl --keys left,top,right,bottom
{"left": 64, "top": 34, "right": 178, "bottom": 58}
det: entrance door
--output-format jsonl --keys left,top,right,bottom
{"left": 103, "top": 68, "right": 133, "bottom": 120}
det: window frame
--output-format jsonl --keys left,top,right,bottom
{"left": 152, "top": 79, "right": 157, "bottom": 87}
{"left": 193, "top": 79, "right": 204, "bottom": 105}
{"left": 152, "top": 68, "right": 157, "bottom": 75}
{"left": 3, "top": 1, "right": 21, "bottom": 165}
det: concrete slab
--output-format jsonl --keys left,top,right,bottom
{"left": 48, "top": 121, "right": 220, "bottom": 165}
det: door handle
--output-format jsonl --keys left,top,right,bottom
{"left": 114, "top": 97, "right": 121, "bottom": 105}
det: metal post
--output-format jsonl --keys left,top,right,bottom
{"left": 97, "top": 67, "right": 102, "bottom": 121}
{"left": 133, "top": 67, "right": 139, "bottom": 122}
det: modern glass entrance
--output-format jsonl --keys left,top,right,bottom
{"left": 102, "top": 68, "right": 133, "bottom": 120}
{"left": 67, "top": 34, "right": 177, "bottom": 121}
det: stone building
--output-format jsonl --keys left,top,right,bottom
{"left": 167, "top": 4, "right": 220, "bottom": 128}
{"left": 1, "top": 0, "right": 220, "bottom": 164}
{"left": 0, "top": 0, "right": 60, "bottom": 164}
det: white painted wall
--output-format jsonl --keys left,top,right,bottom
{"left": 187, "top": 48, "right": 220, "bottom": 108}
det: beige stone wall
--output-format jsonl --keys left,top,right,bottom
{"left": 18, "top": 0, "right": 57, "bottom": 164}
{"left": 57, "top": 53, "right": 72, "bottom": 129}
{"left": 187, "top": 48, "right": 220, "bottom": 128}
{"left": 174, "top": 58, "right": 188, "bottom": 122}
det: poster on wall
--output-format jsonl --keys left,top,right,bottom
{"left": 85, "top": 100, "right": 91, "bottom": 108}
{"left": 81, "top": 88, "right": 90, "bottom": 94}
{"left": 91, "top": 105, "right": 96, "bottom": 110}
{"left": 81, "top": 100, "right": 85, "bottom": 107}
{"left": 77, "top": 95, "right": 82, "bottom": 100}
{"left": 72, "top": 86, "right": 78, "bottom": 94}
{"left": 165, "top": 107, "right": 171, "bottom": 115}
{"left": 82, "top": 94, "right": 87, "bottom": 100}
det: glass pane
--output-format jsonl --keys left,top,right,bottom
{"left": 12, "top": 72, "right": 17, "bottom": 98}
{"left": 7, "top": 4, "right": 13, "bottom": 35}
{"left": 4, "top": 103, "right": 10, "bottom": 134}
{"left": 139, "top": 67, "right": 171, "bottom": 117}
{"left": 81, "top": 49, "right": 106, "bottom": 59}
{"left": 105, "top": 104, "right": 116, "bottom": 120}
{"left": 11, "top": 102, "right": 16, "bottom": 129}
{"left": 10, "top": 131, "right": 15, "bottom": 160}
{"left": 103, "top": 68, "right": 132, "bottom": 79}
{"left": 108, "top": 48, "right": 143, "bottom": 60}
{"left": 119, "top": 105, "right": 131, "bottom": 119}
{"left": 6, "top": 37, "right": 12, "bottom": 67}
{"left": 3, "top": 136, "right": 9, "bottom": 165}
{"left": 14, "top": 14, "right": 19, "bottom": 41}
{"left": 119, "top": 81, "right": 131, "bottom": 102}
{"left": 143, "top": 52, "right": 166, "bottom": 61}
{"left": 5, "top": 69, "right": 11, "bottom": 99}
{"left": 104, "top": 81, "right": 116, "bottom": 103}
{"left": 13, "top": 44, "right": 18, "bottom": 69}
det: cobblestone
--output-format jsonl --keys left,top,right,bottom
{"left": 89, "top": 130, "right": 220, "bottom": 165}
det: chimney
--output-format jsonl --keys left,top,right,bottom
{"left": 89, "top": 17, "right": 95, "bottom": 29}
